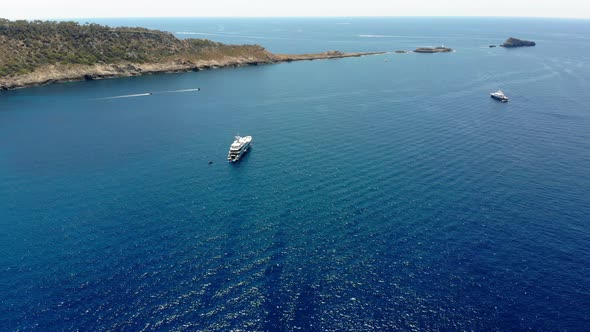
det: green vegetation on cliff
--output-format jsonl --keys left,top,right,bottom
{"left": 0, "top": 18, "right": 272, "bottom": 77}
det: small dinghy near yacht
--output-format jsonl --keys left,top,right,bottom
{"left": 490, "top": 89, "right": 509, "bottom": 102}
{"left": 227, "top": 135, "right": 252, "bottom": 162}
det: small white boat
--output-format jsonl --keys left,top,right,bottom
{"left": 227, "top": 135, "right": 252, "bottom": 162}
{"left": 490, "top": 90, "right": 509, "bottom": 102}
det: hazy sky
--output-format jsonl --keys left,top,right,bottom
{"left": 4, "top": 0, "right": 590, "bottom": 20}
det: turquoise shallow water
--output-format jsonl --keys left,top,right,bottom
{"left": 1, "top": 18, "right": 590, "bottom": 330}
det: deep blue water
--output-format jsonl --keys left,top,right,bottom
{"left": 1, "top": 18, "right": 590, "bottom": 331}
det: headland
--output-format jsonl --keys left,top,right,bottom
{"left": 0, "top": 19, "right": 384, "bottom": 90}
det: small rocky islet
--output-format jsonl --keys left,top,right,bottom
{"left": 413, "top": 46, "right": 454, "bottom": 53}
{"left": 500, "top": 37, "right": 536, "bottom": 47}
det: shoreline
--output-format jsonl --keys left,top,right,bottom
{"left": 0, "top": 51, "right": 385, "bottom": 91}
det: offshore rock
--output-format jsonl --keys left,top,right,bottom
{"left": 502, "top": 37, "right": 536, "bottom": 47}
{"left": 414, "top": 47, "right": 453, "bottom": 53}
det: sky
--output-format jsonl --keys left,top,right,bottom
{"left": 3, "top": 0, "right": 590, "bottom": 20}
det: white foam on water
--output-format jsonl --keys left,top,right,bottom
{"left": 155, "top": 88, "right": 201, "bottom": 94}
{"left": 95, "top": 89, "right": 200, "bottom": 100}
{"left": 95, "top": 93, "right": 151, "bottom": 100}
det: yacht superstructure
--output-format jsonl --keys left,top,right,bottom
{"left": 490, "top": 90, "right": 509, "bottom": 102}
{"left": 227, "top": 135, "right": 252, "bottom": 162}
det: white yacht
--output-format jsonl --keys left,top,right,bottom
{"left": 227, "top": 135, "right": 252, "bottom": 162}
{"left": 490, "top": 89, "right": 509, "bottom": 102}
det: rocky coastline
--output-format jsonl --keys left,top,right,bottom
{"left": 0, "top": 51, "right": 384, "bottom": 91}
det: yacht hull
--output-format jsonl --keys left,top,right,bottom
{"left": 491, "top": 95, "right": 508, "bottom": 102}
{"left": 228, "top": 144, "right": 250, "bottom": 162}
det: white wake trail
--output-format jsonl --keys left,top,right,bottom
{"left": 94, "top": 88, "right": 199, "bottom": 100}
{"left": 155, "top": 88, "right": 201, "bottom": 94}
{"left": 95, "top": 93, "right": 151, "bottom": 100}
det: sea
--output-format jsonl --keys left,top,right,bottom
{"left": 1, "top": 17, "right": 590, "bottom": 331}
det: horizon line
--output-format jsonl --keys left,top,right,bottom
{"left": 3, "top": 15, "right": 590, "bottom": 21}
